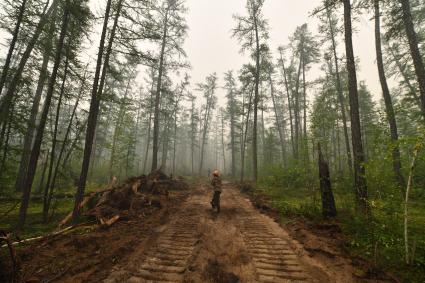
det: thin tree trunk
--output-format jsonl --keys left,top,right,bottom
{"left": 43, "top": 47, "right": 70, "bottom": 222}
{"left": 220, "top": 112, "right": 226, "bottom": 174}
{"left": 72, "top": 0, "right": 118, "bottom": 224}
{"left": 199, "top": 92, "right": 213, "bottom": 175}
{"left": 404, "top": 144, "right": 420, "bottom": 264}
{"left": 269, "top": 72, "right": 286, "bottom": 166}
{"left": 241, "top": 87, "right": 254, "bottom": 183}
{"left": 326, "top": 5, "right": 353, "bottom": 173}
{"left": 279, "top": 52, "right": 296, "bottom": 157}
{"left": 14, "top": 6, "right": 57, "bottom": 192}
{"left": 252, "top": 8, "right": 260, "bottom": 182}
{"left": 46, "top": 74, "right": 85, "bottom": 218}
{"left": 151, "top": 9, "right": 169, "bottom": 172}
{"left": 229, "top": 90, "right": 236, "bottom": 177}
{"left": 0, "top": 0, "right": 28, "bottom": 96}
{"left": 18, "top": 1, "right": 70, "bottom": 228}
{"left": 399, "top": 0, "right": 425, "bottom": 121}
{"left": 374, "top": 0, "right": 405, "bottom": 190}
{"left": 109, "top": 78, "right": 130, "bottom": 180}
{"left": 342, "top": 0, "right": 369, "bottom": 215}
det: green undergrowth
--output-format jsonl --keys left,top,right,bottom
{"left": 253, "top": 169, "right": 425, "bottom": 283}
{"left": 0, "top": 182, "right": 102, "bottom": 239}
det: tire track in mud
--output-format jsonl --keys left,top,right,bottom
{"left": 238, "top": 213, "right": 314, "bottom": 282}
{"left": 133, "top": 205, "right": 202, "bottom": 282}
{"left": 105, "top": 185, "right": 328, "bottom": 283}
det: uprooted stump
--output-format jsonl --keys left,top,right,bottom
{"left": 85, "top": 170, "right": 188, "bottom": 221}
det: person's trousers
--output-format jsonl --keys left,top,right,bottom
{"left": 211, "top": 191, "right": 221, "bottom": 212}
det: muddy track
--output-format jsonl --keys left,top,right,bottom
{"left": 104, "top": 184, "right": 332, "bottom": 283}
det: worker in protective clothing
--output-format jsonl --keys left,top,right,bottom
{"left": 210, "top": 169, "right": 222, "bottom": 213}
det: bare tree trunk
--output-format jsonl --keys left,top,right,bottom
{"left": 252, "top": 8, "right": 260, "bottom": 182}
{"left": 269, "top": 72, "right": 286, "bottom": 166}
{"left": 279, "top": 52, "right": 295, "bottom": 157}
{"left": 318, "top": 143, "right": 337, "bottom": 218}
{"left": 326, "top": 5, "right": 353, "bottom": 173}
{"left": 399, "top": 0, "right": 425, "bottom": 120}
{"left": 241, "top": 87, "right": 254, "bottom": 183}
{"left": 46, "top": 73, "right": 85, "bottom": 218}
{"left": 0, "top": 0, "right": 28, "bottom": 96}
{"left": 14, "top": 5, "right": 57, "bottom": 192}
{"left": 342, "top": 0, "right": 369, "bottom": 215}
{"left": 72, "top": 0, "right": 118, "bottom": 224}
{"left": 109, "top": 78, "right": 130, "bottom": 180}
{"left": 18, "top": 1, "right": 70, "bottom": 228}
{"left": 152, "top": 9, "right": 169, "bottom": 172}
{"left": 220, "top": 112, "right": 226, "bottom": 174}
{"left": 374, "top": 0, "right": 405, "bottom": 190}
{"left": 43, "top": 48, "right": 70, "bottom": 222}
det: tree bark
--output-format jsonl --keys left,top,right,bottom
{"left": 374, "top": 0, "right": 405, "bottom": 190}
{"left": 342, "top": 0, "right": 369, "bottom": 215}
{"left": 326, "top": 5, "right": 353, "bottom": 173}
{"left": 151, "top": 8, "right": 169, "bottom": 172}
{"left": 14, "top": 5, "right": 57, "bottom": 192}
{"left": 18, "top": 1, "right": 70, "bottom": 228}
{"left": 269, "top": 72, "right": 286, "bottom": 166}
{"left": 278, "top": 51, "right": 296, "bottom": 157}
{"left": 72, "top": 0, "right": 118, "bottom": 224}
{"left": 252, "top": 6, "right": 260, "bottom": 182}
{"left": 399, "top": 0, "right": 425, "bottom": 121}
{"left": 43, "top": 47, "right": 70, "bottom": 222}
{"left": 318, "top": 143, "right": 337, "bottom": 218}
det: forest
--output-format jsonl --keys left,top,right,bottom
{"left": 0, "top": 0, "right": 424, "bottom": 282}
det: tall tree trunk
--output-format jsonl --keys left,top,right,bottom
{"left": 399, "top": 0, "right": 425, "bottom": 120}
{"left": 220, "top": 112, "right": 226, "bottom": 174}
{"left": 229, "top": 90, "right": 236, "bottom": 177}
{"left": 326, "top": 5, "right": 353, "bottom": 173}
{"left": 0, "top": 0, "right": 59, "bottom": 124}
{"left": 269, "top": 72, "right": 286, "bottom": 166}
{"left": 374, "top": 0, "right": 405, "bottom": 190}
{"left": 342, "top": 0, "right": 369, "bottom": 215}
{"left": 279, "top": 52, "right": 296, "bottom": 157}
{"left": 42, "top": 47, "right": 70, "bottom": 222}
{"left": 0, "top": 0, "right": 28, "bottom": 96}
{"left": 293, "top": 57, "right": 303, "bottom": 159}
{"left": 252, "top": 9, "right": 260, "bottom": 182}
{"left": 46, "top": 74, "right": 85, "bottom": 218}
{"left": 151, "top": 9, "right": 169, "bottom": 172}
{"left": 302, "top": 55, "right": 309, "bottom": 162}
{"left": 14, "top": 5, "right": 57, "bottom": 192}
{"left": 143, "top": 91, "right": 154, "bottom": 174}
{"left": 18, "top": 1, "right": 70, "bottom": 228}
{"left": 109, "top": 78, "right": 130, "bottom": 180}
{"left": 199, "top": 93, "right": 213, "bottom": 175}
{"left": 241, "top": 87, "right": 254, "bottom": 182}
{"left": 318, "top": 143, "right": 337, "bottom": 218}
{"left": 72, "top": 0, "right": 119, "bottom": 224}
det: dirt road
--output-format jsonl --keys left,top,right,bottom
{"left": 103, "top": 182, "right": 335, "bottom": 283}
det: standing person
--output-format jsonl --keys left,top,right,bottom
{"left": 210, "top": 169, "right": 222, "bottom": 213}
{"left": 207, "top": 168, "right": 211, "bottom": 179}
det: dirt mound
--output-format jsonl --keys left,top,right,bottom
{"left": 85, "top": 171, "right": 188, "bottom": 220}
{"left": 0, "top": 172, "right": 190, "bottom": 283}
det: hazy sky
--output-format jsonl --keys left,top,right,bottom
{"left": 184, "top": 0, "right": 382, "bottom": 102}
{"left": 0, "top": 0, "right": 382, "bottom": 104}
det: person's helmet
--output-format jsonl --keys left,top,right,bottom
{"left": 212, "top": 169, "right": 220, "bottom": 177}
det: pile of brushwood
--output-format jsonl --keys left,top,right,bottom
{"left": 0, "top": 171, "right": 189, "bottom": 282}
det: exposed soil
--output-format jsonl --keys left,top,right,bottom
{"left": 3, "top": 181, "right": 397, "bottom": 282}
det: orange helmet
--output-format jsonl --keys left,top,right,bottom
{"left": 212, "top": 169, "right": 220, "bottom": 177}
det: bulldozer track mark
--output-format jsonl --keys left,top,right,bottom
{"left": 238, "top": 215, "right": 314, "bottom": 283}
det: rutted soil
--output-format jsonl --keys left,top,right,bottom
{"left": 10, "top": 182, "right": 395, "bottom": 282}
